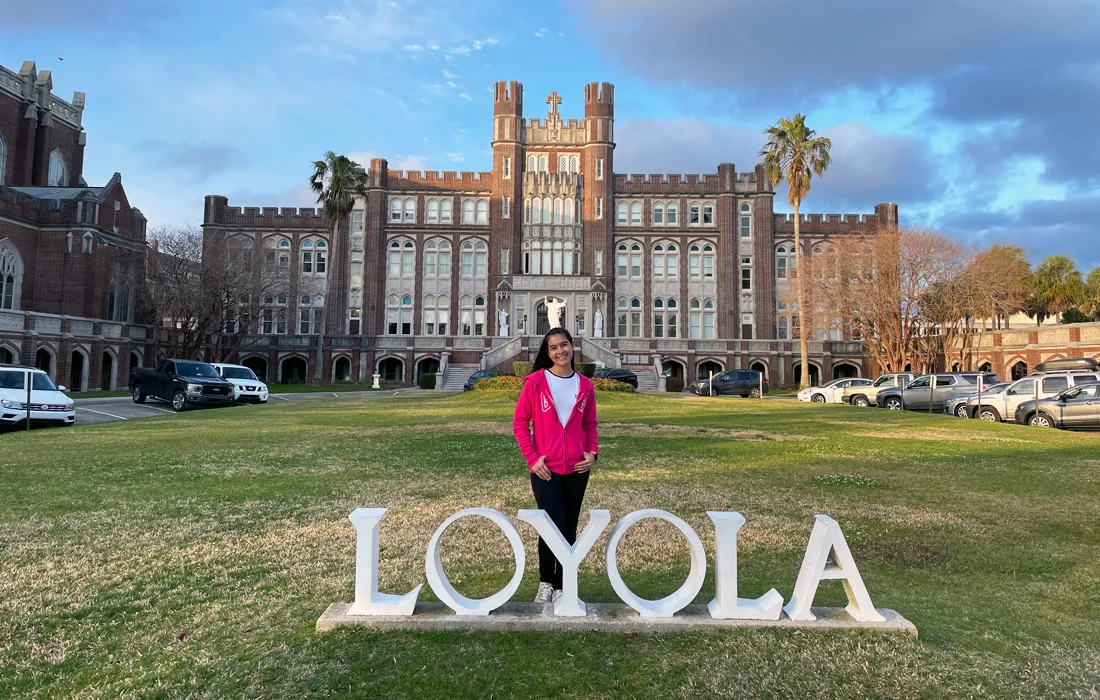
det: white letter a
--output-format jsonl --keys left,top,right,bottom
{"left": 783, "top": 515, "right": 885, "bottom": 623}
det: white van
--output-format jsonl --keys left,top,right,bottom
{"left": 0, "top": 366, "right": 76, "bottom": 427}
{"left": 209, "top": 363, "right": 269, "bottom": 403}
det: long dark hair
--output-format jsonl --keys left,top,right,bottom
{"left": 532, "top": 327, "right": 574, "bottom": 372}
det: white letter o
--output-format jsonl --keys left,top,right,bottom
{"left": 425, "top": 508, "right": 526, "bottom": 616}
{"left": 606, "top": 509, "right": 706, "bottom": 618}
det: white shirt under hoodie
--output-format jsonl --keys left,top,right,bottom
{"left": 544, "top": 370, "right": 580, "bottom": 427}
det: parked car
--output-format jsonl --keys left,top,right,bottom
{"left": 129, "top": 359, "right": 235, "bottom": 412}
{"left": 210, "top": 363, "right": 269, "bottom": 403}
{"left": 689, "top": 370, "right": 768, "bottom": 397}
{"left": 798, "top": 377, "right": 873, "bottom": 404}
{"left": 0, "top": 365, "right": 75, "bottom": 428}
{"left": 842, "top": 373, "right": 916, "bottom": 407}
{"left": 1014, "top": 381, "right": 1100, "bottom": 428}
{"left": 969, "top": 371, "right": 1100, "bottom": 422}
{"left": 1033, "top": 357, "right": 1099, "bottom": 373}
{"left": 463, "top": 369, "right": 500, "bottom": 391}
{"left": 594, "top": 368, "right": 638, "bottom": 389}
{"left": 943, "top": 382, "right": 1009, "bottom": 418}
{"left": 876, "top": 372, "right": 1001, "bottom": 412}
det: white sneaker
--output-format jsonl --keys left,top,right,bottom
{"left": 552, "top": 589, "right": 563, "bottom": 602}
{"left": 535, "top": 582, "right": 554, "bottom": 603}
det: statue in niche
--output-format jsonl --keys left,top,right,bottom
{"left": 498, "top": 309, "right": 509, "bottom": 336}
{"left": 545, "top": 297, "right": 567, "bottom": 329}
{"left": 593, "top": 310, "right": 604, "bottom": 338}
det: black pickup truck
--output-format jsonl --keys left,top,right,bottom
{"left": 129, "top": 359, "right": 235, "bottom": 412}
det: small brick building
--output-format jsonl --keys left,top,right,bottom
{"left": 0, "top": 60, "right": 153, "bottom": 391}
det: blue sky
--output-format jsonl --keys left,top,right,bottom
{"left": 3, "top": 0, "right": 1098, "bottom": 269}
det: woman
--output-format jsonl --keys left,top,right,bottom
{"left": 512, "top": 327, "right": 599, "bottom": 603}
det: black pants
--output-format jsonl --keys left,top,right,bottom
{"left": 529, "top": 470, "right": 590, "bottom": 588}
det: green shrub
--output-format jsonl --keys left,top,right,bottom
{"left": 474, "top": 375, "right": 525, "bottom": 391}
{"left": 418, "top": 373, "right": 437, "bottom": 390}
{"left": 512, "top": 361, "right": 534, "bottom": 378}
{"left": 593, "top": 377, "right": 635, "bottom": 392}
{"left": 665, "top": 377, "right": 684, "bottom": 393}
{"left": 576, "top": 362, "right": 596, "bottom": 378}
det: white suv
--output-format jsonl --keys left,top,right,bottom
{"left": 0, "top": 366, "right": 76, "bottom": 427}
{"left": 972, "top": 371, "right": 1100, "bottom": 422}
{"left": 210, "top": 363, "right": 269, "bottom": 403}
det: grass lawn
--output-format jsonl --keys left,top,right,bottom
{"left": 2, "top": 393, "right": 1099, "bottom": 698}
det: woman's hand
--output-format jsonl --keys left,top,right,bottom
{"left": 574, "top": 452, "right": 595, "bottom": 473}
{"left": 531, "top": 456, "right": 551, "bottom": 481}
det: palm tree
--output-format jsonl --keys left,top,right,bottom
{"left": 1083, "top": 266, "right": 1100, "bottom": 320}
{"left": 1031, "top": 255, "right": 1086, "bottom": 323}
{"left": 309, "top": 151, "right": 369, "bottom": 381}
{"left": 760, "top": 114, "right": 832, "bottom": 388}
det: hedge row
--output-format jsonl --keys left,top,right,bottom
{"left": 665, "top": 377, "right": 684, "bottom": 392}
{"left": 472, "top": 375, "right": 636, "bottom": 393}
{"left": 418, "top": 373, "right": 437, "bottom": 390}
{"left": 512, "top": 361, "right": 596, "bottom": 378}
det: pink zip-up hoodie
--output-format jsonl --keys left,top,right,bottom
{"left": 512, "top": 369, "right": 599, "bottom": 475}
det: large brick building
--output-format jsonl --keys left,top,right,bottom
{"left": 204, "top": 81, "right": 901, "bottom": 388}
{"left": 0, "top": 61, "right": 153, "bottom": 391}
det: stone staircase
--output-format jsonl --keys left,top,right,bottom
{"left": 624, "top": 365, "right": 659, "bottom": 392}
{"left": 441, "top": 364, "right": 479, "bottom": 391}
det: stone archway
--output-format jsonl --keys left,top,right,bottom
{"left": 832, "top": 362, "right": 860, "bottom": 379}
{"left": 378, "top": 357, "right": 404, "bottom": 382}
{"left": 35, "top": 348, "right": 53, "bottom": 377}
{"left": 978, "top": 361, "right": 993, "bottom": 372}
{"left": 242, "top": 356, "right": 268, "bottom": 383}
{"left": 697, "top": 360, "right": 723, "bottom": 380}
{"left": 129, "top": 351, "right": 142, "bottom": 375}
{"left": 749, "top": 361, "right": 768, "bottom": 379}
{"left": 333, "top": 356, "right": 352, "bottom": 382}
{"left": 69, "top": 350, "right": 87, "bottom": 392}
{"left": 794, "top": 362, "right": 821, "bottom": 386}
{"left": 100, "top": 351, "right": 116, "bottom": 390}
{"left": 663, "top": 359, "right": 685, "bottom": 381}
{"left": 0, "top": 345, "right": 14, "bottom": 365}
{"left": 416, "top": 356, "right": 439, "bottom": 380}
{"left": 280, "top": 356, "right": 308, "bottom": 384}
{"left": 1011, "top": 361, "right": 1028, "bottom": 379}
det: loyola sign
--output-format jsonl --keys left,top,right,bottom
{"left": 344, "top": 507, "right": 887, "bottom": 624}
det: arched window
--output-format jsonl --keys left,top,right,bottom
{"left": 702, "top": 244, "right": 715, "bottom": 278}
{"left": 0, "top": 132, "right": 6, "bottom": 185}
{"left": 564, "top": 197, "right": 575, "bottom": 224}
{"left": 475, "top": 240, "right": 487, "bottom": 277}
{"left": 542, "top": 198, "right": 551, "bottom": 224}
{"left": 423, "top": 294, "right": 451, "bottom": 335}
{"left": 531, "top": 197, "right": 541, "bottom": 224}
{"left": 459, "top": 295, "right": 485, "bottom": 336}
{"left": 689, "top": 202, "right": 701, "bottom": 225}
{"left": 653, "top": 202, "right": 664, "bottom": 225}
{"left": 440, "top": 198, "right": 453, "bottom": 223}
{"left": 403, "top": 198, "right": 416, "bottom": 223}
{"left": 569, "top": 156, "right": 578, "bottom": 172}
{"left": 553, "top": 198, "right": 562, "bottom": 224}
{"left": 666, "top": 201, "right": 678, "bottom": 225}
{"left": 0, "top": 239, "right": 23, "bottom": 310}
{"left": 476, "top": 199, "right": 489, "bottom": 224}
{"left": 524, "top": 198, "right": 532, "bottom": 223}
{"left": 776, "top": 245, "right": 788, "bottom": 279}
{"left": 653, "top": 244, "right": 664, "bottom": 278}
{"left": 653, "top": 297, "right": 679, "bottom": 338}
{"left": 528, "top": 155, "right": 536, "bottom": 171}
{"left": 426, "top": 199, "right": 439, "bottom": 223}
{"left": 703, "top": 202, "right": 714, "bottom": 225}
{"left": 538, "top": 155, "right": 547, "bottom": 172}
{"left": 629, "top": 201, "right": 641, "bottom": 226}
{"left": 777, "top": 315, "right": 788, "bottom": 340}
{"left": 559, "top": 155, "right": 567, "bottom": 171}
{"left": 389, "top": 197, "right": 402, "bottom": 222}
{"left": 462, "top": 199, "right": 475, "bottom": 224}
{"left": 48, "top": 150, "right": 68, "bottom": 186}
{"left": 740, "top": 202, "right": 752, "bottom": 238}
{"left": 424, "top": 239, "right": 451, "bottom": 278}
{"left": 616, "top": 201, "right": 628, "bottom": 225}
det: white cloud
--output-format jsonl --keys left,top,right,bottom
{"left": 324, "top": 13, "right": 349, "bottom": 24}
{"left": 458, "top": 93, "right": 472, "bottom": 100}
{"left": 349, "top": 150, "right": 431, "bottom": 172}
{"left": 447, "top": 152, "right": 465, "bottom": 162}
{"left": 443, "top": 69, "right": 458, "bottom": 79}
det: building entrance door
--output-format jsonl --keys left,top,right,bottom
{"left": 535, "top": 302, "right": 549, "bottom": 336}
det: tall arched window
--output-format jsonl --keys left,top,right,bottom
{"left": 615, "top": 297, "right": 642, "bottom": 337}
{"left": 653, "top": 202, "right": 664, "bottom": 225}
{"left": 616, "top": 201, "right": 628, "bottom": 225}
{"left": 666, "top": 201, "right": 678, "bottom": 225}
{"left": 524, "top": 198, "right": 532, "bottom": 223}
{"left": 553, "top": 198, "right": 562, "bottom": 224}
{"left": 48, "top": 150, "right": 68, "bottom": 186}
{"left": 559, "top": 155, "right": 568, "bottom": 171}
{"left": 740, "top": 202, "right": 752, "bottom": 238}
{"left": 423, "top": 294, "right": 450, "bottom": 335}
{"left": 426, "top": 199, "right": 439, "bottom": 223}
{"left": 541, "top": 198, "right": 551, "bottom": 223}
{"left": 0, "top": 239, "right": 23, "bottom": 310}
{"left": 564, "top": 197, "right": 575, "bottom": 224}
{"left": 538, "top": 155, "right": 547, "bottom": 172}
{"left": 569, "top": 156, "right": 578, "bottom": 172}
{"left": 528, "top": 155, "right": 536, "bottom": 171}
{"left": 440, "top": 198, "right": 453, "bottom": 223}
{"left": 389, "top": 197, "right": 402, "bottom": 222}
{"left": 0, "top": 132, "right": 6, "bottom": 185}
{"left": 403, "top": 198, "right": 416, "bottom": 222}
{"left": 462, "top": 199, "right": 475, "bottom": 224}
{"left": 653, "top": 297, "right": 679, "bottom": 338}
{"left": 629, "top": 202, "right": 641, "bottom": 226}
{"left": 475, "top": 199, "right": 489, "bottom": 224}
{"left": 776, "top": 245, "right": 788, "bottom": 279}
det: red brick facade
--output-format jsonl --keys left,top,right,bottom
{"left": 0, "top": 61, "right": 153, "bottom": 391}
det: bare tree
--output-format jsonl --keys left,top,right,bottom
{"left": 142, "top": 225, "right": 287, "bottom": 361}
{"left": 798, "top": 226, "right": 970, "bottom": 374}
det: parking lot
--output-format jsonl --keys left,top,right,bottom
{"left": 72, "top": 388, "right": 434, "bottom": 426}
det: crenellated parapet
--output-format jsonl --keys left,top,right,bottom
{"left": 0, "top": 61, "right": 85, "bottom": 128}
{"left": 772, "top": 203, "right": 899, "bottom": 235}
{"left": 203, "top": 195, "right": 328, "bottom": 228}
{"left": 384, "top": 170, "right": 494, "bottom": 192}
{"left": 613, "top": 173, "right": 723, "bottom": 193}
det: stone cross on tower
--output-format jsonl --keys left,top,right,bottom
{"left": 546, "top": 91, "right": 562, "bottom": 114}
